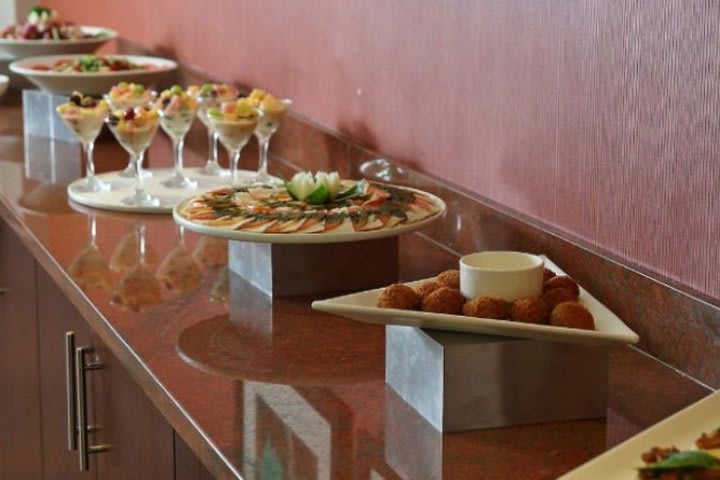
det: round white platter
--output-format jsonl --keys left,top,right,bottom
{"left": 173, "top": 184, "right": 446, "bottom": 244}
{"left": 67, "top": 167, "right": 257, "bottom": 214}
{"left": 0, "top": 26, "right": 117, "bottom": 58}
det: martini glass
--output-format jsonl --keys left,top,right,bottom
{"left": 208, "top": 101, "right": 258, "bottom": 187}
{"left": 104, "top": 84, "right": 155, "bottom": 178}
{"left": 106, "top": 107, "right": 161, "bottom": 207}
{"left": 190, "top": 84, "right": 239, "bottom": 176}
{"left": 56, "top": 93, "right": 110, "bottom": 192}
{"left": 156, "top": 87, "right": 198, "bottom": 189}
{"left": 111, "top": 223, "right": 164, "bottom": 311}
{"left": 253, "top": 98, "right": 291, "bottom": 185}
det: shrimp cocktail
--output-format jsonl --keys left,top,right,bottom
{"left": 155, "top": 85, "right": 198, "bottom": 189}
{"left": 207, "top": 98, "right": 258, "bottom": 187}
{"left": 187, "top": 83, "right": 239, "bottom": 176}
{"left": 56, "top": 91, "right": 110, "bottom": 192}
{"left": 248, "top": 88, "right": 291, "bottom": 185}
{"left": 104, "top": 82, "right": 155, "bottom": 177}
{"left": 106, "top": 106, "right": 160, "bottom": 207}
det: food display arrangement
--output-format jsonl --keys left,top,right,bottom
{"left": 312, "top": 255, "right": 639, "bottom": 346}
{"left": 173, "top": 172, "right": 445, "bottom": 243}
{"left": 57, "top": 83, "right": 292, "bottom": 213}
{"left": 378, "top": 267, "right": 594, "bottom": 330}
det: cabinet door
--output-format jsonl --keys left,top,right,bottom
{"left": 91, "top": 333, "right": 175, "bottom": 480}
{"left": 0, "top": 221, "right": 43, "bottom": 479}
{"left": 37, "top": 268, "right": 97, "bottom": 480}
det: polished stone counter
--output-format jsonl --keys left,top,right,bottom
{"left": 0, "top": 98, "right": 712, "bottom": 479}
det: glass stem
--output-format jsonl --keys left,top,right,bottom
{"left": 134, "top": 155, "right": 146, "bottom": 197}
{"left": 83, "top": 141, "right": 96, "bottom": 182}
{"left": 207, "top": 129, "right": 218, "bottom": 164}
{"left": 88, "top": 213, "right": 97, "bottom": 248}
{"left": 177, "top": 225, "right": 185, "bottom": 247}
{"left": 136, "top": 224, "right": 146, "bottom": 266}
{"left": 258, "top": 136, "right": 270, "bottom": 177}
{"left": 231, "top": 150, "right": 240, "bottom": 186}
{"left": 173, "top": 137, "right": 184, "bottom": 176}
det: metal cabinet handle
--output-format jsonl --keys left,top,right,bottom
{"left": 75, "top": 346, "right": 110, "bottom": 471}
{"left": 65, "top": 332, "right": 77, "bottom": 451}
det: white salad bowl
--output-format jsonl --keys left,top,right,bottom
{"left": 0, "top": 26, "right": 117, "bottom": 58}
{"left": 9, "top": 54, "right": 177, "bottom": 95}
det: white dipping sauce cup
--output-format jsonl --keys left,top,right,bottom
{"left": 459, "top": 251, "right": 544, "bottom": 302}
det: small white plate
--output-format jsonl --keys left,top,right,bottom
{"left": 312, "top": 257, "right": 639, "bottom": 346}
{"left": 559, "top": 390, "right": 720, "bottom": 479}
{"left": 172, "top": 185, "right": 446, "bottom": 244}
{"left": 0, "top": 26, "right": 117, "bottom": 58}
{"left": 9, "top": 53, "right": 176, "bottom": 95}
{"left": 67, "top": 167, "right": 253, "bottom": 214}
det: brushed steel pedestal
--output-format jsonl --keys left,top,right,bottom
{"left": 386, "top": 325, "right": 608, "bottom": 432}
{"left": 228, "top": 237, "right": 399, "bottom": 297}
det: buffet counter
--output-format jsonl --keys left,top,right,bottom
{"left": 0, "top": 96, "right": 713, "bottom": 479}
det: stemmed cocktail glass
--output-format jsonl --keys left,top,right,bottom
{"left": 104, "top": 82, "right": 155, "bottom": 178}
{"left": 56, "top": 91, "right": 111, "bottom": 192}
{"left": 188, "top": 83, "right": 239, "bottom": 176}
{"left": 106, "top": 106, "right": 161, "bottom": 207}
{"left": 155, "top": 85, "right": 198, "bottom": 189}
{"left": 207, "top": 98, "right": 259, "bottom": 187}
{"left": 248, "top": 89, "right": 291, "bottom": 185}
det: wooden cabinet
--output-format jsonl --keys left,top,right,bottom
{"left": 0, "top": 219, "right": 202, "bottom": 479}
{"left": 0, "top": 222, "right": 43, "bottom": 479}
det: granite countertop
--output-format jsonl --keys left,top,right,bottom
{"left": 0, "top": 96, "right": 712, "bottom": 479}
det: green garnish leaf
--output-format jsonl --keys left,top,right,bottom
{"left": 335, "top": 179, "right": 367, "bottom": 200}
{"left": 305, "top": 184, "right": 330, "bottom": 204}
{"left": 640, "top": 451, "right": 719, "bottom": 472}
{"left": 200, "top": 84, "right": 214, "bottom": 95}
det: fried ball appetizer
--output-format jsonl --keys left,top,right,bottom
{"left": 463, "top": 296, "right": 508, "bottom": 319}
{"left": 436, "top": 269, "right": 460, "bottom": 289}
{"left": 550, "top": 301, "right": 595, "bottom": 330}
{"left": 541, "top": 287, "right": 578, "bottom": 309}
{"left": 509, "top": 297, "right": 550, "bottom": 324}
{"left": 543, "top": 267, "right": 557, "bottom": 283}
{"left": 421, "top": 287, "right": 465, "bottom": 315}
{"left": 377, "top": 283, "right": 421, "bottom": 310}
{"left": 414, "top": 280, "right": 440, "bottom": 299}
{"left": 544, "top": 275, "right": 580, "bottom": 297}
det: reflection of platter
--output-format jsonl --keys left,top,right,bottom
{"left": 175, "top": 313, "right": 384, "bottom": 385}
{"left": 312, "top": 257, "right": 639, "bottom": 346}
{"left": 173, "top": 181, "right": 446, "bottom": 244}
{"left": 560, "top": 390, "right": 720, "bottom": 479}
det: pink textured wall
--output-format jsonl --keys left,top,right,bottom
{"left": 48, "top": 0, "right": 720, "bottom": 301}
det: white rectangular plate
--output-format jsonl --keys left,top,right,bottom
{"left": 559, "top": 390, "right": 720, "bottom": 479}
{"left": 311, "top": 256, "right": 639, "bottom": 346}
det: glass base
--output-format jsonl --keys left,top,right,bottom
{"left": 252, "top": 171, "right": 282, "bottom": 186}
{"left": 199, "top": 160, "right": 230, "bottom": 177}
{"left": 72, "top": 176, "right": 111, "bottom": 193}
{"left": 121, "top": 191, "right": 160, "bottom": 207}
{"left": 162, "top": 172, "right": 198, "bottom": 190}
{"left": 119, "top": 162, "right": 152, "bottom": 179}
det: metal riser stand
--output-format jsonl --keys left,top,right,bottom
{"left": 228, "top": 237, "right": 399, "bottom": 297}
{"left": 386, "top": 326, "right": 608, "bottom": 432}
